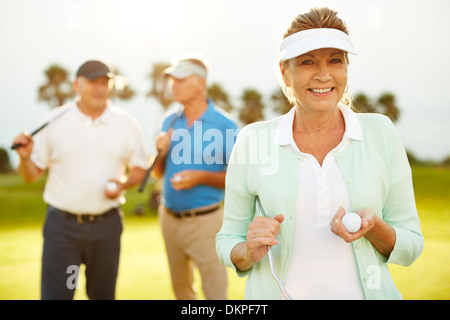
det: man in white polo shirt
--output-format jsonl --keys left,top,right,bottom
{"left": 12, "top": 60, "right": 148, "bottom": 300}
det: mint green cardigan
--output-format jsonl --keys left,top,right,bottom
{"left": 216, "top": 112, "right": 423, "bottom": 300}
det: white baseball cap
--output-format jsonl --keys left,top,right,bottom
{"left": 164, "top": 59, "right": 207, "bottom": 79}
{"left": 279, "top": 28, "right": 357, "bottom": 61}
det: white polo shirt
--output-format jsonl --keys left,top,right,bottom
{"left": 31, "top": 100, "right": 148, "bottom": 214}
{"left": 274, "top": 104, "right": 365, "bottom": 299}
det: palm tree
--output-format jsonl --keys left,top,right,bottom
{"left": 239, "top": 88, "right": 265, "bottom": 125}
{"left": 147, "top": 62, "right": 173, "bottom": 110}
{"left": 110, "top": 68, "right": 136, "bottom": 101}
{"left": 271, "top": 88, "right": 291, "bottom": 115}
{"left": 353, "top": 92, "right": 400, "bottom": 123}
{"left": 353, "top": 93, "right": 376, "bottom": 113}
{"left": 377, "top": 92, "right": 400, "bottom": 123}
{"left": 207, "top": 82, "right": 233, "bottom": 112}
{"left": 38, "top": 64, "right": 75, "bottom": 108}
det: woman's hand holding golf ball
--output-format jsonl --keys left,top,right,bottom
{"left": 104, "top": 180, "right": 122, "bottom": 199}
{"left": 330, "top": 207, "right": 376, "bottom": 242}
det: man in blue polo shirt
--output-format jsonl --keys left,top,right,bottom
{"left": 153, "top": 56, "right": 238, "bottom": 300}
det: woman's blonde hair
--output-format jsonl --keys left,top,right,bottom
{"left": 279, "top": 7, "right": 353, "bottom": 108}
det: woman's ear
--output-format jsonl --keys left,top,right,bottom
{"left": 279, "top": 62, "right": 291, "bottom": 87}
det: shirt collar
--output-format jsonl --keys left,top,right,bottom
{"left": 201, "top": 99, "right": 216, "bottom": 122}
{"left": 179, "top": 99, "right": 216, "bottom": 123}
{"left": 73, "top": 98, "right": 113, "bottom": 124}
{"left": 339, "top": 103, "right": 363, "bottom": 141}
{"left": 274, "top": 103, "right": 363, "bottom": 146}
{"left": 97, "top": 101, "right": 113, "bottom": 124}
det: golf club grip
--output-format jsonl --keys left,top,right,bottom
{"left": 138, "top": 111, "right": 181, "bottom": 192}
{"left": 10, "top": 123, "right": 49, "bottom": 150}
{"left": 138, "top": 153, "right": 161, "bottom": 192}
{"left": 10, "top": 143, "right": 24, "bottom": 150}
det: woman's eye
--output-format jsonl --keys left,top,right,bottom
{"left": 330, "top": 58, "right": 343, "bottom": 64}
{"left": 300, "top": 60, "right": 313, "bottom": 65}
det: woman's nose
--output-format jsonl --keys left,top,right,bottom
{"left": 314, "top": 62, "right": 332, "bottom": 82}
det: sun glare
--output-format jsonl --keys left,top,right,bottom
{"left": 114, "top": 0, "right": 188, "bottom": 37}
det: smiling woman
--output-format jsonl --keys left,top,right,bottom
{"left": 278, "top": 11, "right": 356, "bottom": 108}
{"left": 216, "top": 6, "right": 423, "bottom": 300}
{"left": 281, "top": 48, "right": 349, "bottom": 115}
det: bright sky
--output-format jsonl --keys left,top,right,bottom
{"left": 1, "top": 0, "right": 450, "bottom": 165}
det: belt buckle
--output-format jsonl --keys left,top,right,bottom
{"left": 76, "top": 215, "right": 95, "bottom": 223}
{"left": 174, "top": 209, "right": 194, "bottom": 219}
{"left": 184, "top": 210, "right": 194, "bottom": 218}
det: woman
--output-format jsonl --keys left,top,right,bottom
{"left": 216, "top": 7, "right": 423, "bottom": 300}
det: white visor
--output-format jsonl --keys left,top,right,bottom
{"left": 279, "top": 28, "right": 357, "bottom": 61}
{"left": 164, "top": 60, "right": 207, "bottom": 79}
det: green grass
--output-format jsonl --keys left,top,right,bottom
{"left": 1, "top": 166, "right": 449, "bottom": 299}
{"left": 0, "top": 216, "right": 246, "bottom": 300}
{"left": 0, "top": 174, "right": 246, "bottom": 300}
{"left": 388, "top": 166, "right": 450, "bottom": 299}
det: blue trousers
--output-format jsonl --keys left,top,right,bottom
{"left": 41, "top": 205, "right": 123, "bottom": 300}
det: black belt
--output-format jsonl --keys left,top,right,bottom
{"left": 50, "top": 205, "right": 119, "bottom": 223}
{"left": 165, "top": 205, "right": 220, "bottom": 219}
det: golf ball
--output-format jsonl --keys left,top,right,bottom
{"left": 341, "top": 212, "right": 362, "bottom": 233}
{"left": 105, "top": 181, "right": 118, "bottom": 192}
{"left": 173, "top": 175, "right": 183, "bottom": 182}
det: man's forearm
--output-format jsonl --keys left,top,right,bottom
{"left": 151, "top": 153, "right": 167, "bottom": 180}
{"left": 18, "top": 157, "right": 44, "bottom": 183}
{"left": 197, "top": 170, "right": 226, "bottom": 189}
{"left": 121, "top": 167, "right": 148, "bottom": 190}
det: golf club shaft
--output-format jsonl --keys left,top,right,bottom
{"left": 11, "top": 106, "right": 72, "bottom": 150}
{"left": 267, "top": 248, "right": 292, "bottom": 300}
{"left": 10, "top": 122, "right": 49, "bottom": 150}
{"left": 138, "top": 110, "right": 181, "bottom": 193}
{"left": 256, "top": 196, "right": 292, "bottom": 300}
{"left": 138, "top": 153, "right": 161, "bottom": 192}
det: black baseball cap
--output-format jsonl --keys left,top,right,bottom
{"left": 76, "top": 60, "right": 114, "bottom": 79}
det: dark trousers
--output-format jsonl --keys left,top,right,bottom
{"left": 41, "top": 205, "right": 123, "bottom": 300}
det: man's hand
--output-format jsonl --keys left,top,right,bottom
{"left": 12, "top": 132, "right": 34, "bottom": 159}
{"left": 155, "top": 129, "right": 173, "bottom": 157}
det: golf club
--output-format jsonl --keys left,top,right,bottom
{"left": 138, "top": 110, "right": 182, "bottom": 193}
{"left": 256, "top": 196, "right": 292, "bottom": 300}
{"left": 11, "top": 106, "right": 72, "bottom": 150}
{"left": 138, "top": 153, "right": 161, "bottom": 192}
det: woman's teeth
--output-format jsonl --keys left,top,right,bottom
{"left": 310, "top": 88, "right": 333, "bottom": 93}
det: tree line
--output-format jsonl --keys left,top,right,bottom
{"left": 35, "top": 62, "right": 403, "bottom": 125}
{"left": 1, "top": 62, "right": 447, "bottom": 173}
{"left": 36, "top": 62, "right": 269, "bottom": 125}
